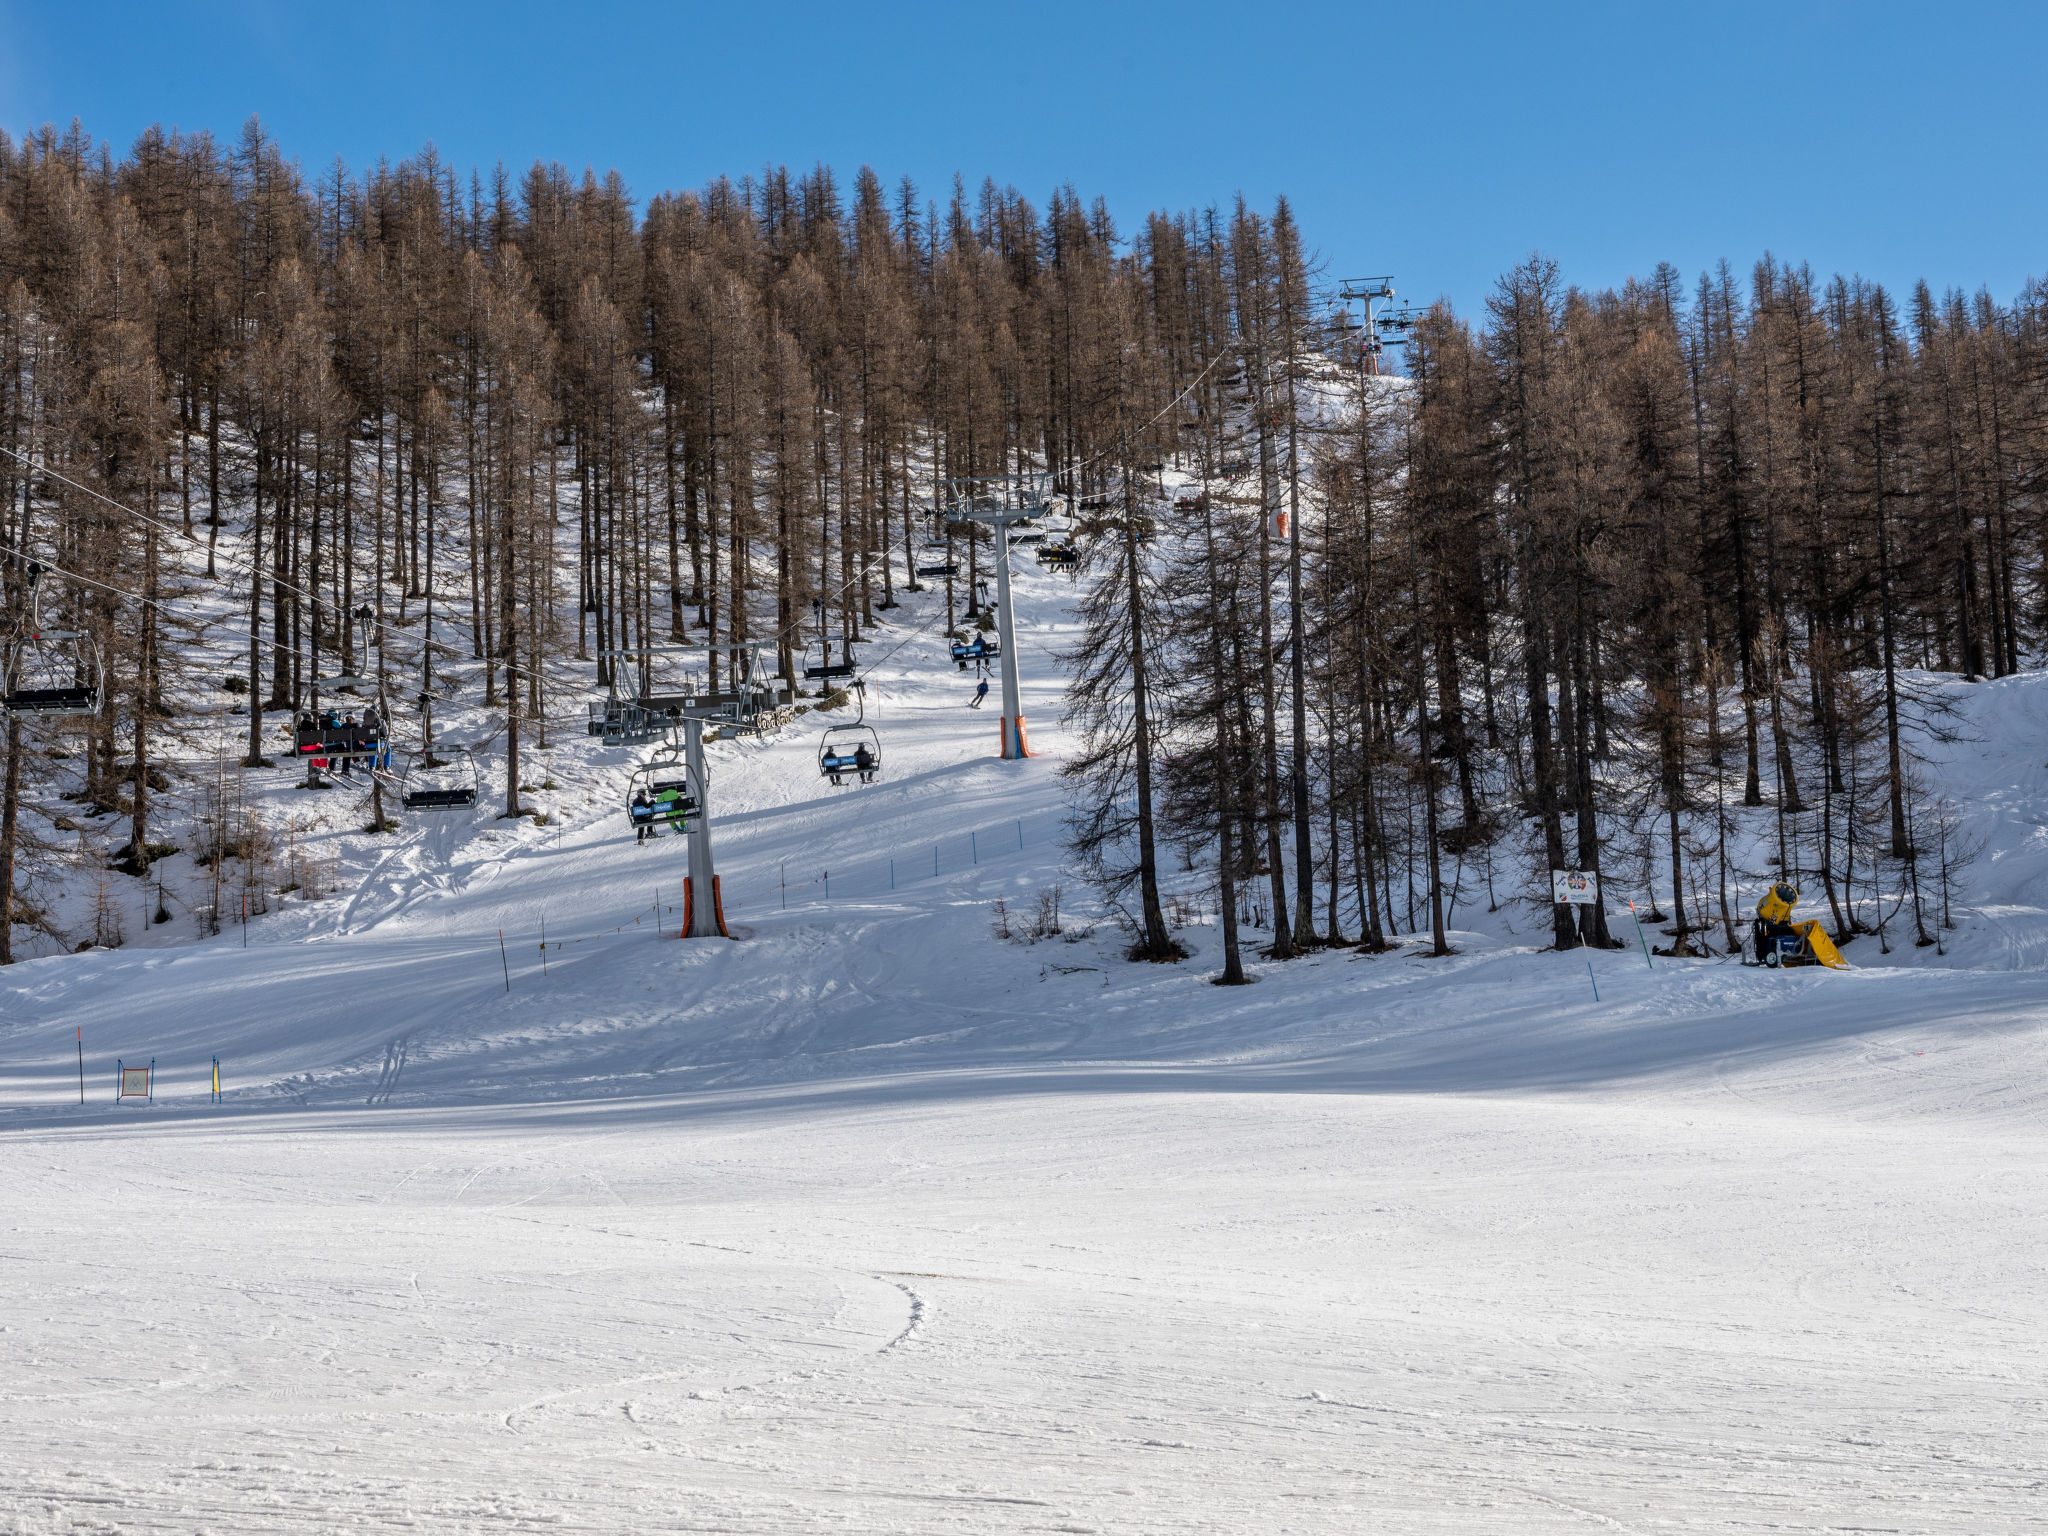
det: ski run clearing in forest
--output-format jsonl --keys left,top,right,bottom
{"left": 5, "top": 132, "right": 2048, "bottom": 1531}
{"left": 4, "top": 540, "right": 2048, "bottom": 1531}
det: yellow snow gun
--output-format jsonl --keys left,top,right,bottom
{"left": 1751, "top": 883, "right": 1847, "bottom": 970}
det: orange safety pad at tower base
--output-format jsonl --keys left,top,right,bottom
{"left": 1001, "top": 715, "right": 1033, "bottom": 759}
{"left": 679, "top": 875, "right": 729, "bottom": 938}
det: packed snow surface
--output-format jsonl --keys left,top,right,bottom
{"left": 4, "top": 562, "right": 2048, "bottom": 1532}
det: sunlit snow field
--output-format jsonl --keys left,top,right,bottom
{"left": 5, "top": 560, "right": 2048, "bottom": 1532}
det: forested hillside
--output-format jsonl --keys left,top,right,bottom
{"left": 0, "top": 118, "right": 2041, "bottom": 968}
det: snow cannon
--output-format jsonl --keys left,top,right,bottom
{"left": 1751, "top": 883, "right": 1847, "bottom": 970}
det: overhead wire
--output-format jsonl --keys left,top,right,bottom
{"left": 5, "top": 423, "right": 1070, "bottom": 743}
{"left": 0, "top": 443, "right": 568, "bottom": 695}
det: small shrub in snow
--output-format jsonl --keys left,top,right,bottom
{"left": 992, "top": 885, "right": 1068, "bottom": 944}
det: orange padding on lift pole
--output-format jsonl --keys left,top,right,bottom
{"left": 1001, "top": 714, "right": 1033, "bottom": 759}
{"left": 679, "top": 875, "right": 730, "bottom": 938}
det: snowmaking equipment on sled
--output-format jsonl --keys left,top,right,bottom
{"left": 1750, "top": 883, "right": 1847, "bottom": 970}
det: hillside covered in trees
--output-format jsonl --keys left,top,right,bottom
{"left": 1, "top": 118, "right": 2042, "bottom": 968}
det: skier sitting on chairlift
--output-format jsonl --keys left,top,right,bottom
{"left": 633, "top": 787, "right": 652, "bottom": 842}
{"left": 657, "top": 784, "right": 688, "bottom": 830}
{"left": 854, "top": 742, "right": 875, "bottom": 783}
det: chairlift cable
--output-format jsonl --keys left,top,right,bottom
{"left": 0, "top": 444, "right": 566, "bottom": 692}
{"left": 11, "top": 447, "right": 958, "bottom": 710}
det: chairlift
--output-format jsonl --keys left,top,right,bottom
{"left": 803, "top": 643, "right": 858, "bottom": 681}
{"left": 915, "top": 557, "right": 959, "bottom": 579}
{"left": 1, "top": 561, "right": 103, "bottom": 718}
{"left": 802, "top": 605, "right": 859, "bottom": 681}
{"left": 1036, "top": 539, "right": 1081, "bottom": 571}
{"left": 626, "top": 742, "right": 702, "bottom": 840}
{"left": 371, "top": 745, "right": 481, "bottom": 813}
{"left": 951, "top": 635, "right": 1001, "bottom": 670}
{"left": 817, "top": 683, "right": 881, "bottom": 786}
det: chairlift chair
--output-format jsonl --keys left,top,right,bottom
{"left": 371, "top": 746, "right": 481, "bottom": 812}
{"left": 290, "top": 705, "right": 388, "bottom": 773}
{"left": 626, "top": 747, "right": 702, "bottom": 839}
{"left": 818, "top": 723, "right": 881, "bottom": 786}
{"left": 1036, "top": 539, "right": 1081, "bottom": 571}
{"left": 2, "top": 562, "right": 103, "bottom": 718}
{"left": 802, "top": 635, "right": 859, "bottom": 682}
{"left": 951, "top": 635, "right": 1001, "bottom": 670}
{"left": 817, "top": 680, "right": 880, "bottom": 785}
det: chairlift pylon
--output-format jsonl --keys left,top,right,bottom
{"left": 589, "top": 641, "right": 792, "bottom": 744}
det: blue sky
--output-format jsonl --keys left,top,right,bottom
{"left": 3, "top": 0, "right": 2043, "bottom": 324}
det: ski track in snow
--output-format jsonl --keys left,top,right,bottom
{"left": 4, "top": 557, "right": 2048, "bottom": 1531}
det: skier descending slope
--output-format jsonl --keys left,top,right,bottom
{"left": 970, "top": 678, "right": 989, "bottom": 709}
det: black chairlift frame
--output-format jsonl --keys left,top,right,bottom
{"left": 802, "top": 599, "right": 859, "bottom": 681}
{"left": 371, "top": 745, "right": 481, "bottom": 813}
{"left": 2, "top": 561, "right": 103, "bottom": 719}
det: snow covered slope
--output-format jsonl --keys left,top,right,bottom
{"left": 4, "top": 555, "right": 2048, "bottom": 1532}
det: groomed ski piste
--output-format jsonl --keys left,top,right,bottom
{"left": 5, "top": 548, "right": 2048, "bottom": 1533}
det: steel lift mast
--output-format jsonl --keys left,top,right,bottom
{"left": 1336, "top": 276, "right": 1421, "bottom": 375}
{"left": 949, "top": 474, "right": 1051, "bottom": 761}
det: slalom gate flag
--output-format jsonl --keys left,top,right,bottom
{"left": 119, "top": 1066, "right": 151, "bottom": 1098}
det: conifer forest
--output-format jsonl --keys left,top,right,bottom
{"left": 2, "top": 119, "right": 2042, "bottom": 969}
